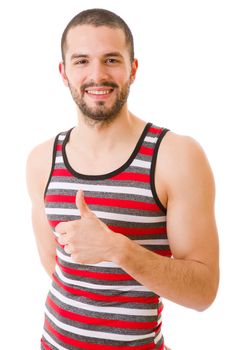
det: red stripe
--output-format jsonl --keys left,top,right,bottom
{"left": 45, "top": 195, "right": 75, "bottom": 203}
{"left": 56, "top": 256, "right": 133, "bottom": 281}
{"left": 56, "top": 144, "right": 62, "bottom": 151}
{"left": 149, "top": 126, "right": 162, "bottom": 135}
{"left": 152, "top": 249, "right": 172, "bottom": 257}
{"left": 53, "top": 274, "right": 157, "bottom": 304}
{"left": 158, "top": 303, "right": 164, "bottom": 316}
{"left": 41, "top": 338, "right": 53, "bottom": 350}
{"left": 86, "top": 196, "right": 159, "bottom": 211}
{"left": 109, "top": 172, "right": 150, "bottom": 182}
{"left": 109, "top": 225, "right": 167, "bottom": 235}
{"left": 45, "top": 318, "right": 156, "bottom": 350}
{"left": 155, "top": 321, "right": 162, "bottom": 335}
{"left": 45, "top": 195, "right": 160, "bottom": 212}
{"left": 47, "top": 220, "right": 61, "bottom": 228}
{"left": 52, "top": 168, "right": 73, "bottom": 177}
{"left": 139, "top": 146, "right": 154, "bottom": 156}
{"left": 47, "top": 295, "right": 157, "bottom": 330}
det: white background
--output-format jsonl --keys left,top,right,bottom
{"left": 0, "top": 1, "right": 232, "bottom": 349}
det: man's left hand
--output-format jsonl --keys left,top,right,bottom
{"left": 56, "top": 191, "right": 120, "bottom": 264}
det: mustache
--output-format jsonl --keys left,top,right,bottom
{"left": 81, "top": 81, "right": 119, "bottom": 91}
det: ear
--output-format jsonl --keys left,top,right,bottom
{"left": 130, "top": 58, "right": 138, "bottom": 84}
{"left": 59, "top": 62, "right": 69, "bottom": 87}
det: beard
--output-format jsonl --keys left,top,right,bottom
{"left": 67, "top": 80, "right": 131, "bottom": 127}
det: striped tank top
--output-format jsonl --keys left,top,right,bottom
{"left": 41, "top": 122, "right": 172, "bottom": 350}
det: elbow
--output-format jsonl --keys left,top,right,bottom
{"left": 40, "top": 253, "right": 56, "bottom": 279}
{"left": 195, "top": 297, "right": 216, "bottom": 312}
{"left": 195, "top": 275, "right": 219, "bottom": 312}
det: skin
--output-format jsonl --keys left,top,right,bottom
{"left": 26, "top": 24, "right": 219, "bottom": 312}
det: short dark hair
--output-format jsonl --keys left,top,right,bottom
{"left": 61, "top": 8, "right": 134, "bottom": 63}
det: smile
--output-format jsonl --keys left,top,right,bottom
{"left": 86, "top": 89, "right": 113, "bottom": 95}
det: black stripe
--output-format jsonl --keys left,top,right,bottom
{"left": 62, "top": 123, "right": 152, "bottom": 180}
{"left": 44, "top": 133, "right": 61, "bottom": 199}
{"left": 150, "top": 128, "right": 170, "bottom": 213}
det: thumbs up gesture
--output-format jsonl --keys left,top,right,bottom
{"left": 56, "top": 191, "right": 122, "bottom": 264}
{"left": 75, "top": 190, "right": 93, "bottom": 219}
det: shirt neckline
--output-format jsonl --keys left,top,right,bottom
{"left": 62, "top": 122, "right": 152, "bottom": 180}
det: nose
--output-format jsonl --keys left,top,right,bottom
{"left": 88, "top": 60, "right": 110, "bottom": 84}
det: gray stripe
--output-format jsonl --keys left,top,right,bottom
{"left": 46, "top": 215, "right": 166, "bottom": 229}
{"left": 142, "top": 245, "right": 170, "bottom": 252}
{"left": 135, "top": 152, "right": 153, "bottom": 162}
{"left": 46, "top": 301, "right": 157, "bottom": 336}
{"left": 52, "top": 282, "right": 158, "bottom": 310}
{"left": 47, "top": 214, "right": 166, "bottom": 230}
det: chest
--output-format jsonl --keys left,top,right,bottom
{"left": 65, "top": 143, "right": 136, "bottom": 176}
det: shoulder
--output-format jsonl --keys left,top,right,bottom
{"left": 26, "top": 136, "right": 56, "bottom": 173}
{"left": 157, "top": 131, "right": 215, "bottom": 198}
{"left": 160, "top": 131, "right": 211, "bottom": 172}
{"left": 26, "top": 136, "right": 57, "bottom": 203}
{"left": 157, "top": 130, "right": 211, "bottom": 165}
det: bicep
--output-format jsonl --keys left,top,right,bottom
{"left": 26, "top": 139, "right": 57, "bottom": 276}
{"left": 167, "top": 187, "right": 218, "bottom": 267}
{"left": 164, "top": 136, "right": 219, "bottom": 271}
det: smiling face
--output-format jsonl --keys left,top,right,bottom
{"left": 60, "top": 25, "right": 138, "bottom": 125}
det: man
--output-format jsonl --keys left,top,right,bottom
{"left": 26, "top": 8, "right": 219, "bottom": 350}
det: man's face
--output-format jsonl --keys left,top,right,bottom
{"left": 60, "top": 25, "right": 137, "bottom": 125}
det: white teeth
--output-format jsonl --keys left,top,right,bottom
{"left": 86, "top": 90, "right": 112, "bottom": 95}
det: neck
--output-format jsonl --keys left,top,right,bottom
{"left": 71, "top": 107, "right": 143, "bottom": 156}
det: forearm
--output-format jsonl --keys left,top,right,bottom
{"left": 112, "top": 235, "right": 217, "bottom": 311}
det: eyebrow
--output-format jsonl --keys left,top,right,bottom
{"left": 104, "top": 52, "right": 124, "bottom": 58}
{"left": 70, "top": 52, "right": 124, "bottom": 61}
{"left": 70, "top": 54, "right": 88, "bottom": 61}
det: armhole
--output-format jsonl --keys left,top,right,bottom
{"left": 43, "top": 133, "right": 60, "bottom": 199}
{"left": 150, "top": 128, "right": 169, "bottom": 213}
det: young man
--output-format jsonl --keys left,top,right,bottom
{"left": 26, "top": 8, "right": 219, "bottom": 350}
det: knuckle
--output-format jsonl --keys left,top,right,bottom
{"left": 71, "top": 253, "right": 79, "bottom": 263}
{"left": 55, "top": 224, "right": 61, "bottom": 233}
{"left": 58, "top": 236, "right": 63, "bottom": 244}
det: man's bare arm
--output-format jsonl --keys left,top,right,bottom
{"left": 26, "top": 138, "right": 57, "bottom": 278}
{"left": 110, "top": 133, "right": 219, "bottom": 311}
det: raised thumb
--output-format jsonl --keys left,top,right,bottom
{"left": 76, "top": 190, "right": 91, "bottom": 217}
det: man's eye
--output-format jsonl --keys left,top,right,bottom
{"left": 75, "top": 59, "right": 88, "bottom": 65}
{"left": 106, "top": 58, "right": 118, "bottom": 64}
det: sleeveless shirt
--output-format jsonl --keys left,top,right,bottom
{"left": 41, "top": 122, "right": 172, "bottom": 350}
